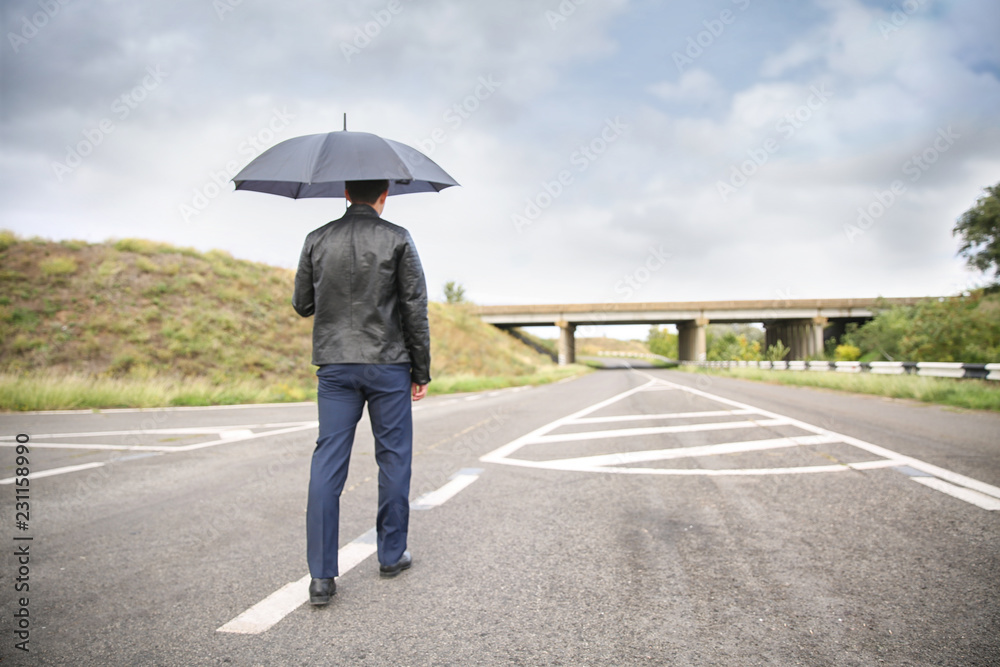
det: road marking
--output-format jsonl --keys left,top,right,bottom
{"left": 590, "top": 459, "right": 901, "bottom": 476}
{"left": 0, "top": 422, "right": 318, "bottom": 482}
{"left": 481, "top": 372, "right": 1000, "bottom": 511}
{"left": 910, "top": 478, "right": 1000, "bottom": 511}
{"left": 217, "top": 469, "right": 483, "bottom": 635}
{"left": 11, "top": 402, "right": 318, "bottom": 416}
{"left": 217, "top": 529, "right": 378, "bottom": 635}
{"left": 0, "top": 423, "right": 316, "bottom": 441}
{"left": 637, "top": 373, "right": 1000, "bottom": 501}
{"left": 0, "top": 462, "right": 106, "bottom": 485}
{"left": 530, "top": 418, "right": 787, "bottom": 444}
{"left": 0, "top": 442, "right": 177, "bottom": 452}
{"left": 481, "top": 380, "right": 662, "bottom": 464}
{"left": 411, "top": 468, "right": 483, "bottom": 510}
{"left": 571, "top": 409, "right": 754, "bottom": 424}
{"left": 525, "top": 435, "right": 840, "bottom": 470}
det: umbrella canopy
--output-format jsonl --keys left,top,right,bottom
{"left": 232, "top": 131, "right": 459, "bottom": 199}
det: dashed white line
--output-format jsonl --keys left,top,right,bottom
{"left": 218, "top": 529, "right": 377, "bottom": 635}
{"left": 411, "top": 469, "right": 483, "bottom": 510}
{"left": 217, "top": 470, "right": 483, "bottom": 635}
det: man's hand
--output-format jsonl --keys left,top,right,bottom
{"left": 412, "top": 383, "right": 428, "bottom": 401}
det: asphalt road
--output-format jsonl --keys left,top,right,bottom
{"left": 1, "top": 366, "right": 998, "bottom": 666}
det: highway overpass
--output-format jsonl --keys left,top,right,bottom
{"left": 476, "top": 297, "right": 931, "bottom": 364}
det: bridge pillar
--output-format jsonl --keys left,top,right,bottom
{"left": 810, "top": 316, "right": 828, "bottom": 358}
{"left": 765, "top": 317, "right": 828, "bottom": 360}
{"left": 556, "top": 320, "right": 576, "bottom": 365}
{"left": 678, "top": 318, "right": 708, "bottom": 362}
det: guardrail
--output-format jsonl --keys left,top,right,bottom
{"left": 686, "top": 360, "right": 1000, "bottom": 381}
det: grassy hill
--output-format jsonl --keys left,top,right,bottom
{"left": 0, "top": 232, "right": 582, "bottom": 410}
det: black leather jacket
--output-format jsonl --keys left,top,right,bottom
{"left": 293, "top": 204, "right": 431, "bottom": 385}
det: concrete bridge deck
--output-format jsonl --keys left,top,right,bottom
{"left": 476, "top": 297, "right": 932, "bottom": 363}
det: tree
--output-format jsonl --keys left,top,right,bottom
{"left": 647, "top": 325, "right": 678, "bottom": 359}
{"left": 842, "top": 294, "right": 1000, "bottom": 363}
{"left": 953, "top": 182, "right": 1000, "bottom": 286}
{"left": 443, "top": 281, "right": 466, "bottom": 304}
{"left": 706, "top": 324, "right": 763, "bottom": 361}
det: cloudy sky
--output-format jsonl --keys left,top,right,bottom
{"left": 2, "top": 0, "right": 999, "bottom": 337}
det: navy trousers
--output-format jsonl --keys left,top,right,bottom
{"left": 307, "top": 363, "right": 412, "bottom": 578}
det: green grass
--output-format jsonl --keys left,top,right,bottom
{"left": 428, "top": 365, "right": 591, "bottom": 395}
{"left": 0, "top": 366, "right": 592, "bottom": 411}
{"left": 0, "top": 373, "right": 318, "bottom": 411}
{"left": 679, "top": 365, "right": 1000, "bottom": 412}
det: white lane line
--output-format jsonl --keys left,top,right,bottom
{"left": 217, "top": 470, "right": 483, "bottom": 635}
{"left": 169, "top": 423, "right": 317, "bottom": 452}
{"left": 596, "top": 459, "right": 901, "bottom": 476}
{"left": 0, "top": 422, "right": 316, "bottom": 441}
{"left": 570, "top": 409, "right": 755, "bottom": 424}
{"left": 529, "top": 418, "right": 788, "bottom": 445}
{"left": 217, "top": 575, "right": 312, "bottom": 635}
{"left": 12, "top": 401, "right": 317, "bottom": 416}
{"left": 0, "top": 442, "right": 177, "bottom": 452}
{"left": 911, "top": 478, "right": 1000, "bottom": 511}
{"left": 217, "top": 529, "right": 377, "bottom": 635}
{"left": 411, "top": 468, "right": 483, "bottom": 510}
{"left": 520, "top": 434, "right": 841, "bottom": 470}
{"left": 0, "top": 423, "right": 319, "bottom": 483}
{"left": 0, "top": 462, "right": 106, "bottom": 485}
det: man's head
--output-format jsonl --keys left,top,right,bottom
{"left": 345, "top": 180, "right": 390, "bottom": 214}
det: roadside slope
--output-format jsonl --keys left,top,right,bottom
{"left": 0, "top": 232, "right": 580, "bottom": 409}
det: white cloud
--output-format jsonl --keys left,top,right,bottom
{"left": 647, "top": 69, "right": 725, "bottom": 103}
{"left": 1, "top": 0, "right": 998, "bottom": 321}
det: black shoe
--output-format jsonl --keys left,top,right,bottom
{"left": 309, "top": 578, "right": 336, "bottom": 606}
{"left": 379, "top": 550, "right": 412, "bottom": 578}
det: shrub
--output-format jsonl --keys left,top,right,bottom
{"left": 0, "top": 230, "right": 18, "bottom": 251}
{"left": 114, "top": 238, "right": 162, "bottom": 255}
{"left": 844, "top": 293, "right": 1000, "bottom": 362}
{"left": 834, "top": 344, "right": 861, "bottom": 361}
{"left": 135, "top": 256, "right": 158, "bottom": 273}
{"left": 40, "top": 256, "right": 78, "bottom": 276}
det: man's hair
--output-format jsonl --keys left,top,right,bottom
{"left": 346, "top": 179, "right": 390, "bottom": 204}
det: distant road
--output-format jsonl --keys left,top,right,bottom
{"left": 2, "top": 368, "right": 998, "bottom": 665}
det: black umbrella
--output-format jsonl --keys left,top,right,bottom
{"left": 232, "top": 129, "right": 459, "bottom": 199}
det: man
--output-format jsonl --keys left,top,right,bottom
{"left": 293, "top": 179, "right": 431, "bottom": 606}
